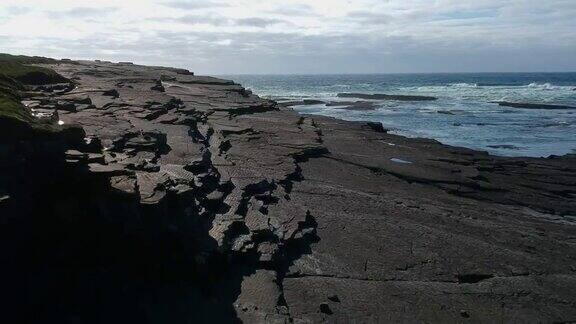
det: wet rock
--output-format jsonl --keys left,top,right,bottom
{"left": 326, "top": 101, "right": 378, "bottom": 110}
{"left": 364, "top": 122, "right": 389, "bottom": 133}
{"left": 281, "top": 99, "right": 326, "bottom": 107}
{"left": 496, "top": 101, "right": 576, "bottom": 110}
{"left": 487, "top": 144, "right": 519, "bottom": 150}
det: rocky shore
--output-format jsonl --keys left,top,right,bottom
{"left": 1, "top": 58, "right": 575, "bottom": 323}
{"left": 496, "top": 101, "right": 576, "bottom": 110}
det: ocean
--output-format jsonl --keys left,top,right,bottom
{"left": 221, "top": 73, "right": 576, "bottom": 157}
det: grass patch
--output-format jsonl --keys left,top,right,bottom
{"left": 0, "top": 53, "right": 69, "bottom": 136}
{"left": 0, "top": 90, "right": 32, "bottom": 123}
{"left": 0, "top": 73, "right": 32, "bottom": 123}
{"left": 0, "top": 53, "right": 58, "bottom": 64}
{"left": 0, "top": 61, "right": 69, "bottom": 85}
{"left": 0, "top": 53, "right": 69, "bottom": 85}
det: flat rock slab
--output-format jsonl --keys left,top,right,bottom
{"left": 32, "top": 60, "right": 576, "bottom": 323}
{"left": 497, "top": 101, "right": 576, "bottom": 110}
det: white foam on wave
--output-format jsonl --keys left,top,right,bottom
{"left": 450, "top": 83, "right": 478, "bottom": 88}
{"left": 526, "top": 82, "right": 566, "bottom": 90}
{"left": 415, "top": 83, "right": 478, "bottom": 91}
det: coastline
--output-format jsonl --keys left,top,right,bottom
{"left": 227, "top": 73, "right": 576, "bottom": 158}
{"left": 1, "top": 59, "right": 575, "bottom": 322}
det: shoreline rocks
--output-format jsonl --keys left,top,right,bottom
{"left": 1, "top": 58, "right": 575, "bottom": 323}
{"left": 325, "top": 101, "right": 378, "bottom": 110}
{"left": 279, "top": 99, "right": 326, "bottom": 107}
{"left": 496, "top": 101, "right": 576, "bottom": 110}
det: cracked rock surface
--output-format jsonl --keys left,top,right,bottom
{"left": 2, "top": 60, "right": 575, "bottom": 323}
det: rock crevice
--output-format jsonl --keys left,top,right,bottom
{"left": 1, "top": 59, "right": 575, "bottom": 323}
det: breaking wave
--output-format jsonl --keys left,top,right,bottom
{"left": 449, "top": 83, "right": 478, "bottom": 88}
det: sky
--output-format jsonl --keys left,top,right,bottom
{"left": 0, "top": 0, "right": 575, "bottom": 75}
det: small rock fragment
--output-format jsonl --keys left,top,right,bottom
{"left": 319, "top": 303, "right": 333, "bottom": 315}
{"left": 328, "top": 295, "right": 340, "bottom": 302}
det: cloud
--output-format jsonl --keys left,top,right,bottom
{"left": 152, "top": 14, "right": 289, "bottom": 28}
{"left": 346, "top": 11, "right": 394, "bottom": 25}
{"left": 0, "top": 0, "right": 574, "bottom": 74}
{"left": 169, "top": 14, "right": 229, "bottom": 26}
{"left": 4, "top": 6, "right": 33, "bottom": 15}
{"left": 161, "top": 0, "right": 229, "bottom": 10}
{"left": 267, "top": 4, "right": 317, "bottom": 17}
{"left": 235, "top": 18, "right": 288, "bottom": 28}
{"left": 45, "top": 6, "right": 117, "bottom": 19}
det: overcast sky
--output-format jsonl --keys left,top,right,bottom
{"left": 1, "top": 0, "right": 575, "bottom": 74}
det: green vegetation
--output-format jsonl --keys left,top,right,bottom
{"left": 0, "top": 53, "right": 69, "bottom": 85}
{"left": 0, "top": 74, "right": 32, "bottom": 123}
{"left": 0, "top": 53, "right": 58, "bottom": 64}
{"left": 0, "top": 67, "right": 33, "bottom": 123}
{"left": 0, "top": 53, "right": 68, "bottom": 134}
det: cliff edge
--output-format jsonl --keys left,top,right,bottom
{"left": 1, "top": 57, "right": 575, "bottom": 323}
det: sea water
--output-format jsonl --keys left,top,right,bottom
{"left": 222, "top": 73, "right": 576, "bottom": 157}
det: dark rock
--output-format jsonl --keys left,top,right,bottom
{"left": 33, "top": 83, "right": 74, "bottom": 93}
{"left": 487, "top": 144, "right": 519, "bottom": 150}
{"left": 496, "top": 101, "right": 576, "bottom": 110}
{"left": 280, "top": 99, "right": 326, "bottom": 107}
{"left": 151, "top": 80, "right": 165, "bottom": 92}
{"left": 102, "top": 89, "right": 120, "bottom": 98}
{"left": 457, "top": 273, "right": 494, "bottom": 284}
{"left": 328, "top": 295, "right": 340, "bottom": 302}
{"left": 319, "top": 303, "right": 333, "bottom": 315}
{"left": 303, "top": 99, "right": 325, "bottom": 105}
{"left": 112, "top": 131, "right": 168, "bottom": 153}
{"left": 364, "top": 122, "right": 389, "bottom": 133}
{"left": 55, "top": 101, "right": 77, "bottom": 112}
{"left": 2, "top": 57, "right": 574, "bottom": 324}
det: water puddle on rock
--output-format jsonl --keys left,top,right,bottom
{"left": 390, "top": 158, "right": 412, "bottom": 164}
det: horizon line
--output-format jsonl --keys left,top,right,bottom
{"left": 213, "top": 71, "right": 576, "bottom": 76}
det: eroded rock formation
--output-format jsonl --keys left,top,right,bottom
{"left": 1, "top": 59, "right": 575, "bottom": 323}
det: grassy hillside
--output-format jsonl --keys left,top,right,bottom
{"left": 0, "top": 74, "right": 32, "bottom": 123}
{"left": 0, "top": 53, "right": 58, "bottom": 64}
{"left": 0, "top": 54, "right": 67, "bottom": 135}
{"left": 0, "top": 54, "right": 69, "bottom": 85}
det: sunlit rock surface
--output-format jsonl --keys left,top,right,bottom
{"left": 1, "top": 59, "right": 575, "bottom": 323}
